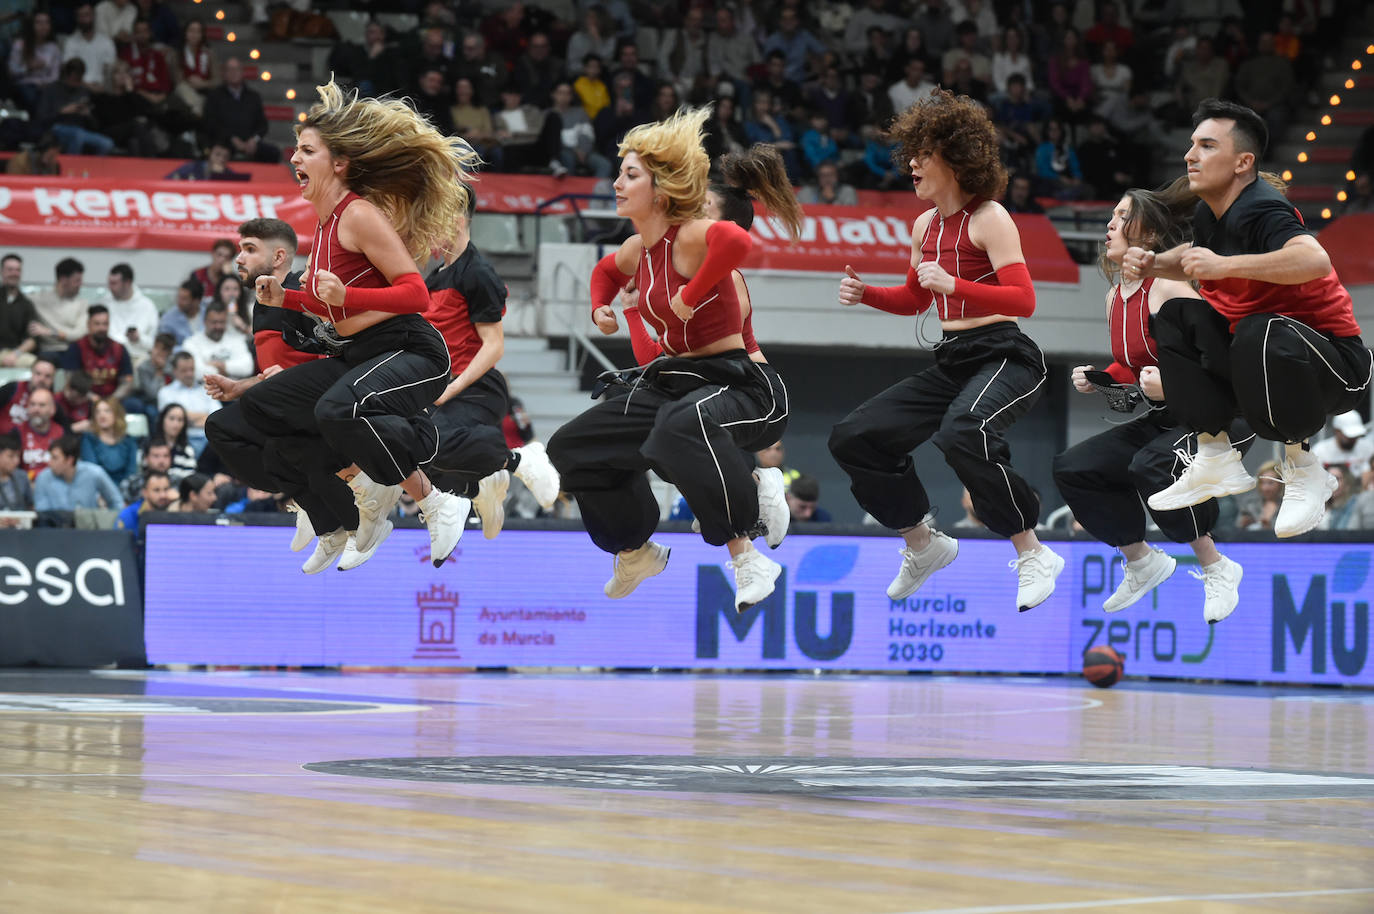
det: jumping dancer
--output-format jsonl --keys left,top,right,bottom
{"left": 827, "top": 89, "right": 1063, "bottom": 612}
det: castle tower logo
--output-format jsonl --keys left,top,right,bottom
{"left": 414, "top": 584, "right": 461, "bottom": 659}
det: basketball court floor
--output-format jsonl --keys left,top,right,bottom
{"left": 0, "top": 668, "right": 1370, "bottom": 912}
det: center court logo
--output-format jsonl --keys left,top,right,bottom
{"left": 301, "top": 755, "right": 1374, "bottom": 799}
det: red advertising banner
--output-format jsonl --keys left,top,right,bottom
{"left": 747, "top": 203, "right": 1080, "bottom": 284}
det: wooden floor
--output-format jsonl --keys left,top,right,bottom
{"left": 0, "top": 669, "right": 1370, "bottom": 913}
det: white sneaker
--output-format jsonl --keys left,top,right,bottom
{"left": 302, "top": 528, "right": 349, "bottom": 574}
{"left": 605, "top": 541, "right": 671, "bottom": 598}
{"left": 1147, "top": 447, "right": 1256, "bottom": 511}
{"left": 286, "top": 502, "right": 314, "bottom": 552}
{"left": 1192, "top": 554, "right": 1243, "bottom": 623}
{"left": 418, "top": 489, "right": 470, "bottom": 567}
{"left": 337, "top": 523, "right": 391, "bottom": 571}
{"left": 349, "top": 471, "right": 402, "bottom": 554}
{"left": 729, "top": 549, "right": 782, "bottom": 612}
{"left": 473, "top": 469, "right": 510, "bottom": 539}
{"left": 513, "top": 441, "right": 560, "bottom": 510}
{"left": 755, "top": 467, "right": 789, "bottom": 548}
{"left": 886, "top": 530, "right": 959, "bottom": 600}
{"left": 1273, "top": 452, "right": 1338, "bottom": 538}
{"left": 1103, "top": 547, "right": 1177, "bottom": 613}
{"left": 1011, "top": 544, "right": 1065, "bottom": 612}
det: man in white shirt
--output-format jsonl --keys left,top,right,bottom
{"left": 1313, "top": 411, "right": 1374, "bottom": 479}
{"left": 98, "top": 263, "right": 159, "bottom": 362}
{"left": 888, "top": 58, "right": 937, "bottom": 114}
{"left": 94, "top": 0, "right": 136, "bottom": 43}
{"left": 179, "top": 301, "right": 253, "bottom": 381}
{"left": 30, "top": 257, "right": 89, "bottom": 352}
{"left": 62, "top": 2, "right": 116, "bottom": 91}
{"left": 158, "top": 351, "right": 220, "bottom": 434}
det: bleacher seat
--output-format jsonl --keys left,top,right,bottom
{"left": 325, "top": 10, "right": 369, "bottom": 45}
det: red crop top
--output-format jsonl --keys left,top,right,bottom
{"left": 293, "top": 192, "right": 390, "bottom": 322}
{"left": 1103, "top": 278, "right": 1158, "bottom": 385}
{"left": 634, "top": 224, "right": 744, "bottom": 356}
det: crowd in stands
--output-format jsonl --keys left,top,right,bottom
{"left": 0, "top": 0, "right": 1355, "bottom": 205}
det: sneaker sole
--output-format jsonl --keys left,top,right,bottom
{"left": 431, "top": 499, "right": 472, "bottom": 568}
{"left": 736, "top": 558, "right": 782, "bottom": 614}
{"left": 886, "top": 540, "right": 959, "bottom": 601}
{"left": 1147, "top": 475, "right": 1256, "bottom": 512}
{"left": 1205, "top": 563, "right": 1243, "bottom": 624}
{"left": 1018, "top": 551, "right": 1067, "bottom": 612}
{"left": 1103, "top": 555, "right": 1178, "bottom": 613}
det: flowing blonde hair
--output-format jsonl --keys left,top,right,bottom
{"left": 619, "top": 106, "right": 711, "bottom": 224}
{"left": 299, "top": 80, "right": 482, "bottom": 266}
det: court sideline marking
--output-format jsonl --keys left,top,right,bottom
{"left": 888, "top": 885, "right": 1374, "bottom": 913}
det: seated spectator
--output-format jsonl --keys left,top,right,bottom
{"left": 1076, "top": 116, "right": 1134, "bottom": 199}
{"left": 38, "top": 58, "right": 114, "bottom": 155}
{"left": 703, "top": 95, "right": 749, "bottom": 160}
{"left": 798, "top": 160, "right": 858, "bottom": 206}
{"left": 940, "top": 21, "right": 991, "bottom": 86}
{"left": 0, "top": 253, "right": 40, "bottom": 369}
{"left": 744, "top": 89, "right": 801, "bottom": 182}
{"left": 1048, "top": 28, "right": 1092, "bottom": 124}
{"left": 860, "top": 125, "right": 902, "bottom": 190}
{"left": 808, "top": 67, "right": 853, "bottom": 144}
{"left": 5, "top": 134, "right": 63, "bottom": 176}
{"left": 120, "top": 436, "right": 174, "bottom": 502}
{"left": 138, "top": 0, "right": 181, "bottom": 49}
{"left": 190, "top": 239, "right": 236, "bottom": 307}
{"left": 0, "top": 432, "right": 34, "bottom": 515}
{"left": 158, "top": 280, "right": 204, "bottom": 346}
{"left": 565, "top": 8, "right": 616, "bottom": 78}
{"left": 176, "top": 471, "right": 218, "bottom": 513}
{"left": 202, "top": 57, "right": 280, "bottom": 163}
{"left": 593, "top": 70, "right": 647, "bottom": 159}
{"left": 860, "top": 28, "right": 898, "bottom": 84}
{"left": 179, "top": 301, "right": 252, "bottom": 381}
{"left": 1319, "top": 464, "right": 1361, "bottom": 531}
{"left": 327, "top": 19, "right": 398, "bottom": 99}
{"left": 54, "top": 370, "right": 94, "bottom": 433}
{"left": 610, "top": 41, "right": 655, "bottom": 110}
{"left": 18, "top": 387, "right": 64, "bottom": 478}
{"left": 991, "top": 25, "right": 1034, "bottom": 95}
{"left": 646, "top": 82, "right": 682, "bottom": 125}
{"left": 153, "top": 404, "right": 197, "bottom": 481}
{"left": 93, "top": 59, "right": 165, "bottom": 157}
{"left": 755, "top": 439, "right": 798, "bottom": 487}
{"left": 573, "top": 54, "right": 610, "bottom": 120}
{"left": 1034, "top": 119, "right": 1088, "bottom": 200}
{"left": 786, "top": 474, "right": 833, "bottom": 523}
{"left": 1083, "top": 1, "right": 1133, "bottom": 56}
{"left": 799, "top": 109, "right": 839, "bottom": 176}
{"left": 550, "top": 81, "right": 610, "bottom": 178}
{"left": 707, "top": 6, "right": 759, "bottom": 96}
{"left": 944, "top": 57, "right": 989, "bottom": 105}
{"left": 452, "top": 31, "right": 506, "bottom": 110}
{"left": 81, "top": 397, "right": 140, "bottom": 486}
{"left": 889, "top": 25, "right": 938, "bottom": 83}
{"left": 95, "top": 0, "right": 136, "bottom": 44}
{"left": 29, "top": 257, "right": 88, "bottom": 355}
{"left": 1090, "top": 40, "right": 1131, "bottom": 118}
{"left": 157, "top": 352, "right": 220, "bottom": 448}
{"left": 1235, "top": 459, "right": 1283, "bottom": 530}
{"left": 8, "top": 11, "right": 61, "bottom": 112}
{"left": 449, "top": 77, "right": 500, "bottom": 166}
{"left": 1233, "top": 32, "right": 1295, "bottom": 145}
{"left": 1175, "top": 37, "right": 1229, "bottom": 123}
{"left": 657, "top": 7, "right": 709, "bottom": 99}
{"left": 1342, "top": 173, "right": 1374, "bottom": 216}
{"left": 753, "top": 51, "right": 804, "bottom": 118}
{"left": 128, "top": 332, "right": 174, "bottom": 422}
{"left": 843, "top": 0, "right": 905, "bottom": 57}
{"left": 493, "top": 87, "right": 562, "bottom": 174}
{"left": 762, "top": 7, "right": 826, "bottom": 83}
{"left": 849, "top": 68, "right": 894, "bottom": 132}
{"left": 211, "top": 273, "right": 253, "bottom": 337}
{"left": 953, "top": 486, "right": 983, "bottom": 529}
{"left": 115, "top": 468, "right": 173, "bottom": 529}
{"left": 412, "top": 67, "right": 455, "bottom": 136}
{"left": 0, "top": 357, "right": 60, "bottom": 435}
{"left": 1002, "top": 173, "right": 1045, "bottom": 214}
{"left": 950, "top": 0, "right": 997, "bottom": 42}
{"left": 119, "top": 19, "right": 171, "bottom": 106}
{"left": 34, "top": 433, "right": 123, "bottom": 511}
{"left": 62, "top": 305, "right": 134, "bottom": 402}
{"left": 172, "top": 19, "right": 219, "bottom": 117}
{"left": 165, "top": 142, "right": 251, "bottom": 181}
{"left": 1313, "top": 411, "right": 1374, "bottom": 477}
{"left": 64, "top": 3, "right": 116, "bottom": 93}
{"left": 97, "top": 263, "right": 159, "bottom": 361}
{"left": 888, "top": 57, "right": 936, "bottom": 116}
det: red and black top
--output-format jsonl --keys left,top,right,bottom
{"left": 424, "top": 244, "right": 507, "bottom": 372}
{"left": 1103, "top": 278, "right": 1157, "bottom": 384}
{"left": 1192, "top": 178, "right": 1360, "bottom": 337}
{"left": 61, "top": 337, "right": 132, "bottom": 397}
{"left": 300, "top": 192, "right": 389, "bottom": 322}
{"left": 634, "top": 224, "right": 744, "bottom": 356}
{"left": 917, "top": 196, "right": 1000, "bottom": 320}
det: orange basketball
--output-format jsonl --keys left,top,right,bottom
{"left": 1082, "top": 645, "right": 1124, "bottom": 688}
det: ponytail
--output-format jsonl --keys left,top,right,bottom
{"left": 718, "top": 144, "right": 804, "bottom": 242}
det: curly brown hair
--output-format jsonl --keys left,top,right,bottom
{"left": 889, "top": 89, "right": 1007, "bottom": 200}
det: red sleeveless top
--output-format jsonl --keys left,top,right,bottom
{"left": 916, "top": 198, "right": 1000, "bottom": 320}
{"left": 635, "top": 225, "right": 744, "bottom": 356}
{"left": 1105, "top": 278, "right": 1157, "bottom": 383}
{"left": 302, "top": 192, "right": 389, "bottom": 322}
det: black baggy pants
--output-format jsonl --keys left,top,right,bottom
{"left": 547, "top": 351, "right": 788, "bottom": 552}
{"left": 418, "top": 368, "right": 513, "bottom": 498}
{"left": 828, "top": 321, "right": 1046, "bottom": 538}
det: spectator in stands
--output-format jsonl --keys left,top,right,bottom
{"left": 1002, "top": 173, "right": 1044, "bottom": 214}
{"left": 1233, "top": 32, "right": 1295, "bottom": 145}
{"left": 153, "top": 404, "right": 196, "bottom": 481}
{"left": 120, "top": 18, "right": 170, "bottom": 106}
{"left": 38, "top": 59, "right": 114, "bottom": 155}
{"left": 120, "top": 436, "right": 171, "bottom": 501}
{"left": 756, "top": 439, "right": 798, "bottom": 486}
{"left": 128, "top": 331, "right": 173, "bottom": 421}
{"left": 799, "top": 109, "right": 839, "bottom": 176}
{"left": 493, "top": 86, "right": 562, "bottom": 174}
{"left": 1235, "top": 459, "right": 1282, "bottom": 530}
{"left": 744, "top": 88, "right": 801, "bottom": 182}
{"left": 136, "top": 0, "right": 179, "bottom": 52}
{"left": 550, "top": 80, "right": 609, "bottom": 178}
{"left": 1084, "top": 1, "right": 1133, "bottom": 55}
{"left": 158, "top": 350, "right": 219, "bottom": 427}
{"left": 954, "top": 486, "right": 983, "bottom": 529}
{"left": 657, "top": 7, "right": 709, "bottom": 100}
{"left": 893, "top": 27, "right": 943, "bottom": 86}
{"left": 945, "top": 57, "right": 989, "bottom": 104}
{"left": 1034, "top": 119, "right": 1087, "bottom": 200}
{"left": 991, "top": 25, "right": 1034, "bottom": 95}
{"left": 157, "top": 281, "right": 202, "bottom": 348}
{"left": 30, "top": 258, "right": 89, "bottom": 352}
{"left": 1077, "top": 114, "right": 1131, "bottom": 195}
{"left": 34, "top": 433, "right": 123, "bottom": 511}
{"left": 190, "top": 239, "right": 235, "bottom": 305}
{"left": 950, "top": 0, "right": 997, "bottom": 42}
{"left": 62, "top": 3, "right": 116, "bottom": 92}
{"left": 860, "top": 124, "right": 902, "bottom": 189}
{"left": 799, "top": 159, "right": 858, "bottom": 206}
{"left": 565, "top": 8, "right": 616, "bottom": 78}
{"left": 1105, "top": 88, "right": 1164, "bottom": 151}
{"left": 0, "top": 432, "right": 33, "bottom": 514}
{"left": 889, "top": 57, "right": 936, "bottom": 116}
{"left": 611, "top": 40, "right": 655, "bottom": 110}
{"left": 0, "top": 358, "right": 59, "bottom": 435}
{"left": 179, "top": 300, "right": 252, "bottom": 381}
{"left": 993, "top": 74, "right": 1046, "bottom": 174}
{"left": 412, "top": 67, "right": 455, "bottom": 136}
{"left": 1175, "top": 37, "right": 1229, "bottom": 124}
{"left": 408, "top": 27, "right": 453, "bottom": 98}
{"left": 762, "top": 7, "right": 825, "bottom": 83}
{"left": 7, "top": 11, "right": 61, "bottom": 112}
{"left": 62, "top": 305, "right": 134, "bottom": 402}
{"left": 786, "top": 474, "right": 832, "bottom": 522}
{"left": 808, "top": 67, "right": 853, "bottom": 145}
{"left": 176, "top": 471, "right": 217, "bottom": 512}
{"left": 80, "top": 397, "right": 139, "bottom": 486}
{"left": 573, "top": 55, "right": 610, "bottom": 120}
{"left": 172, "top": 20, "right": 218, "bottom": 118}
{"left": 859, "top": 28, "right": 897, "bottom": 82}
{"left": 202, "top": 57, "right": 279, "bottom": 163}
{"left": 912, "top": 0, "right": 955, "bottom": 58}
{"left": 849, "top": 68, "right": 894, "bottom": 132}
{"left": 1161, "top": 24, "right": 1197, "bottom": 82}
{"left": 1319, "top": 465, "right": 1360, "bottom": 531}
{"left": 1214, "top": 17, "right": 1250, "bottom": 70}
{"left": 98, "top": 263, "right": 159, "bottom": 362}
{"left": 1313, "top": 411, "right": 1374, "bottom": 478}
{"left": 707, "top": 6, "right": 759, "bottom": 100}
{"left": 513, "top": 31, "right": 562, "bottom": 107}
{"left": 18, "top": 387, "right": 64, "bottom": 478}
{"left": 1048, "top": 27, "right": 1092, "bottom": 124}
{"left": 649, "top": 82, "right": 685, "bottom": 125}
{"left": 592, "top": 69, "right": 645, "bottom": 159}
{"left": 95, "top": 59, "right": 164, "bottom": 157}
{"left": 1090, "top": 40, "right": 1131, "bottom": 118}
{"left": 449, "top": 77, "right": 500, "bottom": 167}
{"left": 0, "top": 253, "right": 39, "bottom": 369}
{"left": 703, "top": 94, "right": 749, "bottom": 160}
{"left": 115, "top": 468, "right": 172, "bottom": 529}
{"left": 941, "top": 21, "right": 991, "bottom": 86}
{"left": 54, "top": 370, "right": 94, "bottom": 433}
{"left": 328, "top": 19, "right": 397, "bottom": 99}
{"left": 1343, "top": 173, "right": 1374, "bottom": 215}
{"left": 5, "top": 134, "right": 63, "bottom": 176}
{"left": 94, "top": 0, "right": 135, "bottom": 44}
{"left": 843, "top": 0, "right": 905, "bottom": 57}
{"left": 452, "top": 32, "right": 506, "bottom": 109}
{"left": 752, "top": 50, "right": 803, "bottom": 118}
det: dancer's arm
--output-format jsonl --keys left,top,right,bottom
{"left": 436, "top": 322, "right": 504, "bottom": 406}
